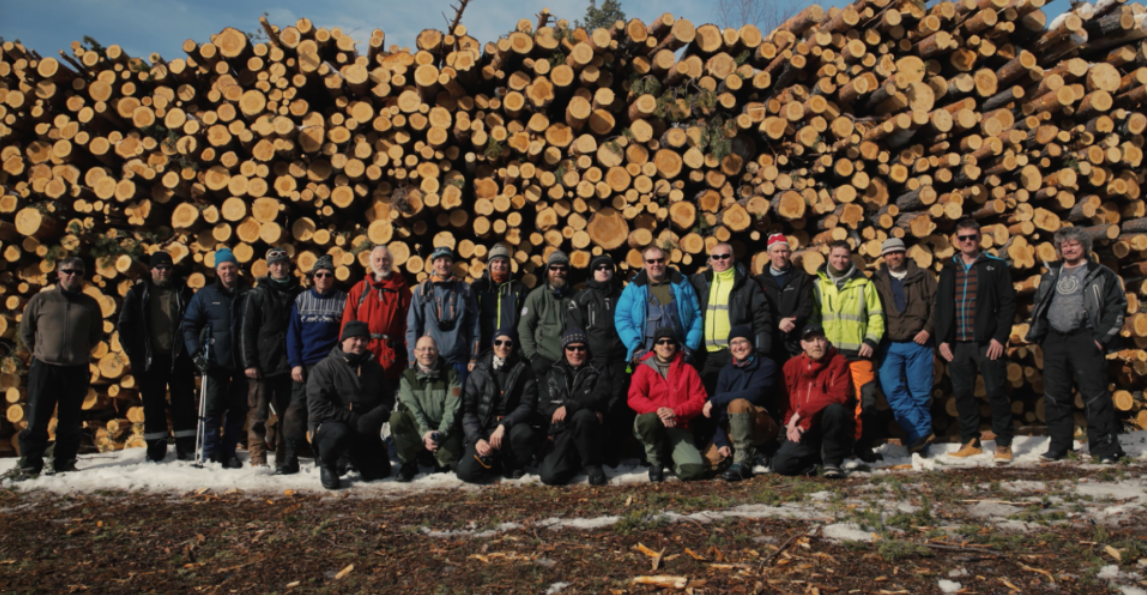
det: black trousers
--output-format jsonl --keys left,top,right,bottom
{"left": 284, "top": 365, "right": 314, "bottom": 443}
{"left": 313, "top": 421, "right": 391, "bottom": 480}
{"left": 1042, "top": 328, "right": 1123, "bottom": 458}
{"left": 700, "top": 350, "right": 732, "bottom": 398}
{"left": 949, "top": 341, "right": 1013, "bottom": 447}
{"left": 538, "top": 409, "right": 604, "bottom": 485}
{"left": 19, "top": 359, "right": 88, "bottom": 471}
{"left": 202, "top": 368, "right": 248, "bottom": 461}
{"left": 139, "top": 353, "right": 197, "bottom": 443}
{"left": 772, "top": 403, "right": 851, "bottom": 475}
{"left": 601, "top": 359, "right": 636, "bottom": 462}
{"left": 456, "top": 424, "right": 537, "bottom": 483}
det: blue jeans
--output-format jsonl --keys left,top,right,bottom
{"left": 877, "top": 340, "right": 934, "bottom": 444}
{"left": 452, "top": 363, "right": 469, "bottom": 388}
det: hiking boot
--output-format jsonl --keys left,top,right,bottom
{"left": 585, "top": 465, "right": 607, "bottom": 486}
{"left": 175, "top": 439, "right": 196, "bottom": 461}
{"left": 1040, "top": 449, "right": 1069, "bottom": 462}
{"left": 501, "top": 465, "right": 525, "bottom": 480}
{"left": 146, "top": 439, "right": 168, "bottom": 463}
{"left": 433, "top": 463, "right": 452, "bottom": 474}
{"left": 721, "top": 463, "right": 753, "bottom": 482}
{"left": 320, "top": 464, "right": 340, "bottom": 490}
{"left": 853, "top": 444, "right": 883, "bottom": 463}
{"left": 275, "top": 440, "right": 301, "bottom": 475}
{"left": 822, "top": 464, "right": 845, "bottom": 479}
{"left": 950, "top": 440, "right": 983, "bottom": 458}
{"left": 648, "top": 467, "right": 664, "bottom": 483}
{"left": 994, "top": 446, "right": 1012, "bottom": 465}
{"left": 908, "top": 434, "right": 935, "bottom": 455}
{"left": 52, "top": 459, "right": 78, "bottom": 474}
{"left": 212, "top": 454, "right": 243, "bottom": 469}
{"left": 1098, "top": 453, "right": 1123, "bottom": 465}
{"left": 397, "top": 461, "right": 418, "bottom": 483}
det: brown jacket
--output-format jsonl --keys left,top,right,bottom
{"left": 19, "top": 286, "right": 103, "bottom": 366}
{"left": 872, "top": 262, "right": 936, "bottom": 342}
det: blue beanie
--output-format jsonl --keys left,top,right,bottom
{"left": 214, "top": 247, "right": 238, "bottom": 267}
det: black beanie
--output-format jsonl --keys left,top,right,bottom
{"left": 653, "top": 326, "right": 678, "bottom": 346}
{"left": 149, "top": 252, "right": 174, "bottom": 268}
{"left": 341, "top": 320, "right": 370, "bottom": 342}
{"left": 728, "top": 324, "right": 753, "bottom": 344}
{"left": 589, "top": 254, "right": 615, "bottom": 270}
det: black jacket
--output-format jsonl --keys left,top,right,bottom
{"left": 691, "top": 263, "right": 773, "bottom": 356}
{"left": 755, "top": 266, "right": 815, "bottom": 356}
{"left": 306, "top": 346, "right": 393, "bottom": 435}
{"left": 181, "top": 279, "right": 251, "bottom": 370}
{"left": 1025, "top": 258, "right": 1127, "bottom": 351}
{"left": 539, "top": 359, "right": 612, "bottom": 430}
{"left": 241, "top": 276, "right": 302, "bottom": 376}
{"left": 567, "top": 278, "right": 627, "bottom": 365}
{"left": 461, "top": 351, "right": 538, "bottom": 444}
{"left": 935, "top": 253, "right": 1016, "bottom": 345}
{"left": 471, "top": 271, "right": 528, "bottom": 353}
{"left": 118, "top": 279, "right": 194, "bottom": 373}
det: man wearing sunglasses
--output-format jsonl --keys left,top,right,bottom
{"left": 118, "top": 251, "right": 196, "bottom": 463}
{"left": 616, "top": 246, "right": 703, "bottom": 369}
{"left": 457, "top": 330, "right": 539, "bottom": 483}
{"left": 690, "top": 242, "right": 772, "bottom": 396}
{"left": 536, "top": 328, "right": 610, "bottom": 486}
{"left": 936, "top": 219, "right": 1017, "bottom": 464}
{"left": 242, "top": 247, "right": 303, "bottom": 468}
{"left": 471, "top": 243, "right": 527, "bottom": 353}
{"left": 343, "top": 246, "right": 410, "bottom": 380}
{"left": 15, "top": 257, "right": 102, "bottom": 478}
{"left": 283, "top": 255, "right": 347, "bottom": 474}
{"left": 406, "top": 247, "right": 480, "bottom": 386}
{"left": 520, "top": 251, "right": 578, "bottom": 387}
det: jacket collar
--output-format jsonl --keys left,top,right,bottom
{"left": 634, "top": 267, "right": 684, "bottom": 287}
{"left": 638, "top": 349, "right": 683, "bottom": 371}
{"left": 701, "top": 262, "right": 748, "bottom": 287}
{"left": 796, "top": 347, "right": 839, "bottom": 375}
{"left": 368, "top": 271, "right": 407, "bottom": 291}
{"left": 879, "top": 261, "right": 923, "bottom": 283}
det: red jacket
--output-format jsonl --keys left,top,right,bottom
{"left": 781, "top": 348, "right": 850, "bottom": 431}
{"left": 627, "top": 351, "right": 707, "bottom": 429}
{"left": 342, "top": 272, "right": 410, "bottom": 380}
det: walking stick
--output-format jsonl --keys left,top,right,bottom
{"left": 193, "top": 329, "right": 213, "bottom": 467}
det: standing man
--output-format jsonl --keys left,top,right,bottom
{"left": 284, "top": 255, "right": 347, "bottom": 474}
{"left": 536, "top": 328, "right": 611, "bottom": 486}
{"left": 773, "top": 325, "right": 852, "bottom": 478}
{"left": 690, "top": 242, "right": 772, "bottom": 395}
{"left": 471, "top": 243, "right": 527, "bottom": 351}
{"left": 872, "top": 239, "right": 937, "bottom": 455}
{"left": 342, "top": 246, "right": 410, "bottom": 380}
{"left": 755, "top": 234, "right": 815, "bottom": 367}
{"left": 520, "top": 251, "right": 577, "bottom": 386}
{"left": 118, "top": 251, "right": 196, "bottom": 462}
{"left": 406, "top": 247, "right": 480, "bottom": 386}
{"left": 936, "top": 219, "right": 1017, "bottom": 463}
{"left": 181, "top": 247, "right": 251, "bottom": 468}
{"left": 568, "top": 254, "right": 630, "bottom": 464}
{"left": 242, "top": 247, "right": 302, "bottom": 468}
{"left": 1026, "top": 227, "right": 1127, "bottom": 463}
{"left": 812, "top": 240, "right": 885, "bottom": 462}
{"left": 391, "top": 336, "right": 464, "bottom": 481}
{"left": 616, "top": 246, "right": 703, "bottom": 368}
{"left": 15, "top": 257, "right": 102, "bottom": 478}
{"left": 307, "top": 321, "right": 393, "bottom": 489}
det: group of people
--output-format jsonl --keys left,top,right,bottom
{"left": 13, "top": 218, "right": 1129, "bottom": 488}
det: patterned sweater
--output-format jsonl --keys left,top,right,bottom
{"left": 287, "top": 287, "right": 348, "bottom": 368}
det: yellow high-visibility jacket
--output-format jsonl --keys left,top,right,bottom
{"left": 811, "top": 265, "right": 885, "bottom": 358}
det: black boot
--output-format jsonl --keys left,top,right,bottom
{"left": 320, "top": 464, "right": 340, "bottom": 490}
{"left": 52, "top": 459, "right": 78, "bottom": 474}
{"left": 175, "top": 438, "right": 196, "bottom": 461}
{"left": 585, "top": 465, "right": 607, "bottom": 486}
{"left": 721, "top": 463, "right": 753, "bottom": 482}
{"left": 853, "top": 442, "right": 883, "bottom": 463}
{"left": 397, "top": 461, "right": 418, "bottom": 482}
{"left": 276, "top": 440, "right": 301, "bottom": 475}
{"left": 146, "top": 439, "right": 168, "bottom": 463}
{"left": 648, "top": 467, "right": 664, "bottom": 483}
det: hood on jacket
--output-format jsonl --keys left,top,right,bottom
{"left": 368, "top": 270, "right": 408, "bottom": 291}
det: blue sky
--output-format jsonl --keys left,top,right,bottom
{"left": 3, "top": 0, "right": 1071, "bottom": 60}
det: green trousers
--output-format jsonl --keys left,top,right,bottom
{"left": 389, "top": 409, "right": 463, "bottom": 467}
{"left": 633, "top": 412, "right": 706, "bottom": 481}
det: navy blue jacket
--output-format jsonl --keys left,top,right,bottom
{"left": 709, "top": 355, "right": 776, "bottom": 449}
{"left": 181, "top": 279, "right": 251, "bottom": 370}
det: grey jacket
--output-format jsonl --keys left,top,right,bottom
{"left": 19, "top": 286, "right": 102, "bottom": 366}
{"left": 1025, "top": 258, "right": 1127, "bottom": 351}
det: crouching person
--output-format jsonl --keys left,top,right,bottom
{"left": 629, "top": 327, "right": 708, "bottom": 483}
{"left": 391, "top": 336, "right": 464, "bottom": 482}
{"left": 307, "top": 321, "right": 393, "bottom": 489}
{"left": 537, "top": 329, "right": 610, "bottom": 486}
{"left": 457, "top": 330, "right": 539, "bottom": 483}
{"left": 697, "top": 325, "right": 778, "bottom": 482}
{"left": 774, "top": 325, "right": 852, "bottom": 479}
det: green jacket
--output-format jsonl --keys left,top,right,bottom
{"left": 519, "top": 281, "right": 577, "bottom": 363}
{"left": 811, "top": 264, "right": 884, "bottom": 359}
{"left": 397, "top": 358, "right": 463, "bottom": 439}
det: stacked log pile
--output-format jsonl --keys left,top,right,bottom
{"left": 4, "top": 0, "right": 1147, "bottom": 455}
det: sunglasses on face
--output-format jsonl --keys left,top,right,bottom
{"left": 595, "top": 265, "right": 612, "bottom": 271}
{"left": 957, "top": 234, "right": 978, "bottom": 242}
{"left": 645, "top": 258, "right": 665, "bottom": 264}
{"left": 493, "top": 340, "right": 513, "bottom": 347}
{"left": 314, "top": 272, "right": 332, "bottom": 279}
{"left": 655, "top": 339, "right": 677, "bottom": 346}
{"left": 564, "top": 345, "right": 587, "bottom": 352}
{"left": 711, "top": 253, "right": 731, "bottom": 261}
{"left": 549, "top": 265, "right": 568, "bottom": 272}
{"left": 59, "top": 270, "right": 83, "bottom": 276}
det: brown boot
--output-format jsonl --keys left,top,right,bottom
{"left": 246, "top": 411, "right": 268, "bottom": 467}
{"left": 950, "top": 440, "right": 982, "bottom": 458}
{"left": 994, "top": 445, "right": 1012, "bottom": 465}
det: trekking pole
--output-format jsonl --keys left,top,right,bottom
{"left": 193, "top": 329, "right": 213, "bottom": 468}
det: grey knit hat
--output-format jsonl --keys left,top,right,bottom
{"left": 312, "top": 255, "right": 335, "bottom": 275}
{"left": 547, "top": 250, "right": 570, "bottom": 267}
{"left": 488, "top": 243, "right": 511, "bottom": 262}
{"left": 881, "top": 238, "right": 907, "bottom": 256}
{"left": 266, "top": 247, "right": 290, "bottom": 265}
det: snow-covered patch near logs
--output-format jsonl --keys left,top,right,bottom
{"left": 821, "top": 523, "right": 876, "bottom": 543}
{"left": 938, "top": 579, "right": 963, "bottom": 593}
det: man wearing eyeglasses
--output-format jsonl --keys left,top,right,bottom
{"left": 690, "top": 242, "right": 772, "bottom": 395}
{"left": 471, "top": 243, "right": 528, "bottom": 353}
{"left": 520, "top": 251, "right": 578, "bottom": 387}
{"left": 616, "top": 246, "right": 703, "bottom": 369}
{"left": 118, "top": 251, "right": 196, "bottom": 463}
{"left": 406, "top": 247, "right": 480, "bottom": 386}
{"left": 392, "top": 335, "right": 464, "bottom": 481}
{"left": 537, "top": 328, "right": 611, "bottom": 486}
{"left": 283, "top": 255, "right": 347, "bottom": 475}
{"left": 936, "top": 218, "right": 1017, "bottom": 464}
{"left": 755, "top": 234, "right": 815, "bottom": 368}
{"left": 15, "top": 257, "right": 102, "bottom": 478}
{"left": 344, "top": 246, "right": 410, "bottom": 380}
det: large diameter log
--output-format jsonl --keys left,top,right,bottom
{"left": 586, "top": 208, "right": 629, "bottom": 250}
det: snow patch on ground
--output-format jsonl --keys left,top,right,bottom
{"left": 948, "top": 567, "right": 969, "bottom": 578}
{"left": 545, "top": 582, "right": 570, "bottom": 594}
{"left": 537, "top": 516, "right": 620, "bottom": 530}
{"left": 821, "top": 523, "right": 875, "bottom": 543}
{"left": 938, "top": 579, "right": 962, "bottom": 593}
{"left": 1121, "top": 587, "right": 1147, "bottom": 595}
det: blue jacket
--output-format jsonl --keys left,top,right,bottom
{"left": 181, "top": 279, "right": 251, "bottom": 370}
{"left": 615, "top": 267, "right": 702, "bottom": 361}
{"left": 405, "top": 277, "right": 481, "bottom": 366}
{"left": 287, "top": 287, "right": 347, "bottom": 369}
{"left": 710, "top": 355, "right": 775, "bottom": 448}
